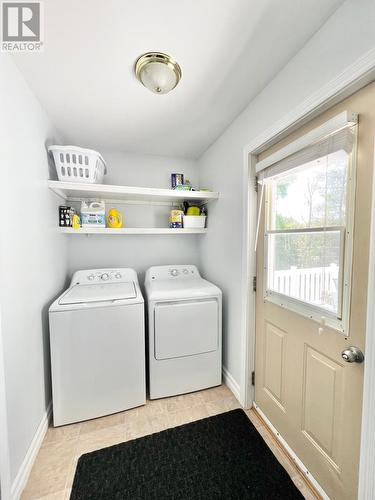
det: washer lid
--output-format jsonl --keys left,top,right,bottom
{"left": 59, "top": 282, "right": 136, "bottom": 305}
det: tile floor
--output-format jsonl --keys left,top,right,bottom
{"left": 21, "top": 385, "right": 319, "bottom": 500}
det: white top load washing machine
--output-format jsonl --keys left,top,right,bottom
{"left": 49, "top": 268, "right": 145, "bottom": 426}
{"left": 145, "top": 265, "right": 222, "bottom": 399}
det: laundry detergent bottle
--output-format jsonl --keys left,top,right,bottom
{"left": 107, "top": 208, "right": 123, "bottom": 228}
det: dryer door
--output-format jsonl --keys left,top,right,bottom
{"left": 154, "top": 299, "right": 218, "bottom": 360}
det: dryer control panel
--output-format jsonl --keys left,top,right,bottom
{"left": 146, "top": 265, "right": 200, "bottom": 282}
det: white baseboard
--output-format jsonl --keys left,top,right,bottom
{"left": 222, "top": 366, "right": 241, "bottom": 402}
{"left": 11, "top": 402, "right": 52, "bottom": 500}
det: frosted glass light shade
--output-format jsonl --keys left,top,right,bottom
{"left": 135, "top": 52, "right": 182, "bottom": 95}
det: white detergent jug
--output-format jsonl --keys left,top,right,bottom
{"left": 81, "top": 201, "right": 106, "bottom": 227}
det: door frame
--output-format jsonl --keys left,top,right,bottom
{"left": 240, "top": 48, "right": 375, "bottom": 499}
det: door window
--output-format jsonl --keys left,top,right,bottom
{"left": 263, "top": 128, "right": 356, "bottom": 333}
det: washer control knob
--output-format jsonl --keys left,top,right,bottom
{"left": 170, "top": 269, "right": 179, "bottom": 277}
{"left": 183, "top": 268, "right": 189, "bottom": 274}
{"left": 88, "top": 274, "right": 95, "bottom": 281}
{"left": 115, "top": 273, "right": 121, "bottom": 279}
{"left": 101, "top": 273, "right": 110, "bottom": 281}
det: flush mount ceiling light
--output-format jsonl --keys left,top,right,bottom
{"left": 135, "top": 52, "right": 182, "bottom": 95}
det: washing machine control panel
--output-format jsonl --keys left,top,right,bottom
{"left": 70, "top": 269, "right": 139, "bottom": 285}
{"left": 86, "top": 271, "right": 123, "bottom": 282}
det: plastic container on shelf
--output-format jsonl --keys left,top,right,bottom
{"left": 183, "top": 215, "right": 206, "bottom": 229}
{"left": 48, "top": 145, "right": 107, "bottom": 184}
{"left": 81, "top": 201, "right": 106, "bottom": 227}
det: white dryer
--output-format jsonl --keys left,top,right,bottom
{"left": 145, "top": 265, "right": 222, "bottom": 399}
{"left": 49, "top": 268, "right": 145, "bottom": 426}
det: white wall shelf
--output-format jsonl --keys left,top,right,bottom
{"left": 48, "top": 180, "right": 219, "bottom": 205}
{"left": 59, "top": 227, "right": 207, "bottom": 235}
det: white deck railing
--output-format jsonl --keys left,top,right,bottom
{"left": 270, "top": 264, "right": 339, "bottom": 309}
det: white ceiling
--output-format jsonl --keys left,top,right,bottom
{"left": 13, "top": 0, "right": 344, "bottom": 159}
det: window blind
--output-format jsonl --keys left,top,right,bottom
{"left": 253, "top": 111, "right": 357, "bottom": 252}
{"left": 257, "top": 126, "right": 355, "bottom": 182}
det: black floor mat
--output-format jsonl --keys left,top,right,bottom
{"left": 70, "top": 409, "right": 303, "bottom": 499}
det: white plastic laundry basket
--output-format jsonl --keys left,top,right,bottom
{"left": 48, "top": 145, "right": 107, "bottom": 184}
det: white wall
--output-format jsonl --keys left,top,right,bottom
{"left": 0, "top": 55, "right": 67, "bottom": 492}
{"left": 198, "top": 0, "right": 375, "bottom": 386}
{"left": 67, "top": 151, "right": 202, "bottom": 285}
{"left": 103, "top": 151, "right": 199, "bottom": 188}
